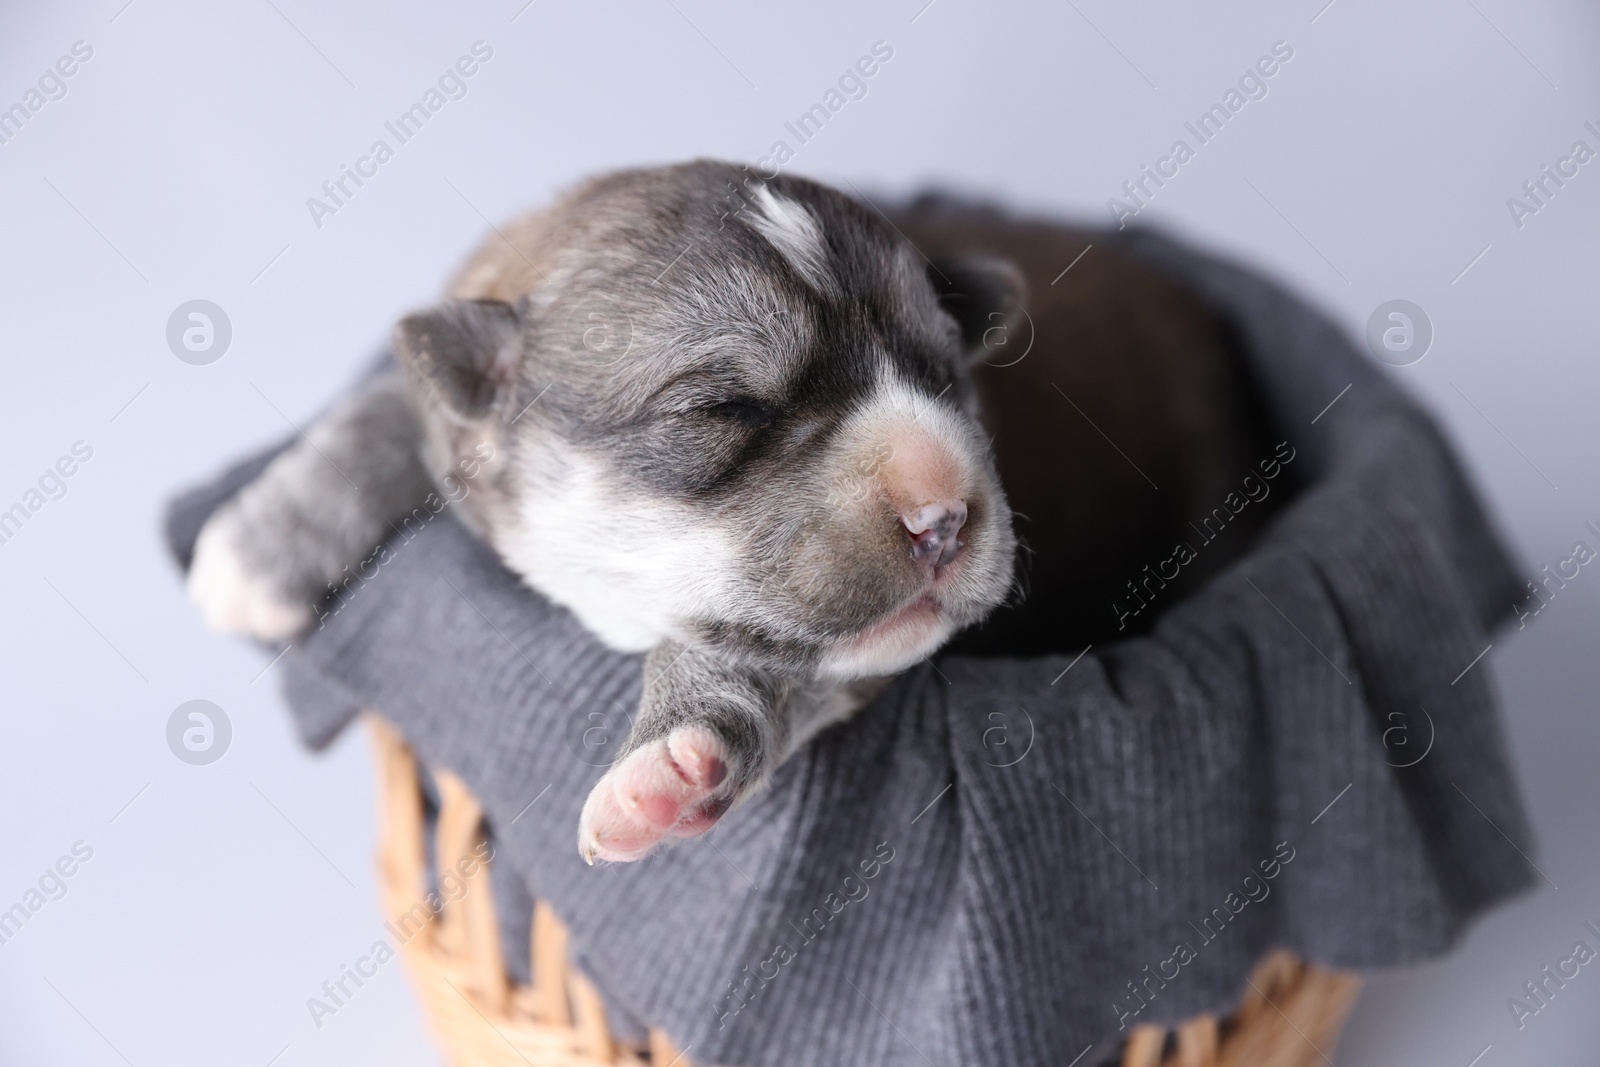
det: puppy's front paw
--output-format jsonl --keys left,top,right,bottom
{"left": 187, "top": 510, "right": 313, "bottom": 641}
{"left": 577, "top": 725, "right": 735, "bottom": 864}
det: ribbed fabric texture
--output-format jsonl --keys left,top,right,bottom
{"left": 166, "top": 227, "right": 1534, "bottom": 1066}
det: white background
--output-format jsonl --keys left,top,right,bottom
{"left": 0, "top": 1, "right": 1596, "bottom": 1064}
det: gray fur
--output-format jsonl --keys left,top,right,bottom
{"left": 192, "top": 161, "right": 1021, "bottom": 855}
{"left": 207, "top": 371, "right": 435, "bottom": 605}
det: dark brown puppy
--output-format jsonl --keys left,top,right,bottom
{"left": 894, "top": 200, "right": 1284, "bottom": 656}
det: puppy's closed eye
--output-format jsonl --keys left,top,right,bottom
{"left": 636, "top": 394, "right": 779, "bottom": 491}
{"left": 701, "top": 397, "right": 776, "bottom": 428}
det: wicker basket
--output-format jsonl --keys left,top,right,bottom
{"left": 367, "top": 716, "right": 1361, "bottom": 1067}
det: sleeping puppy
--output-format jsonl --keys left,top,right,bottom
{"left": 188, "top": 161, "right": 1273, "bottom": 863}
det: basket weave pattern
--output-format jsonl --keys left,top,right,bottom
{"left": 367, "top": 716, "right": 1360, "bottom": 1067}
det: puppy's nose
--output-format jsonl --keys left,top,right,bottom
{"left": 901, "top": 500, "right": 968, "bottom": 569}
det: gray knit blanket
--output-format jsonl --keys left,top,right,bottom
{"left": 166, "top": 227, "right": 1534, "bottom": 1067}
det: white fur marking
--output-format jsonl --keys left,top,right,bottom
{"left": 746, "top": 186, "right": 833, "bottom": 292}
{"left": 188, "top": 509, "right": 313, "bottom": 640}
{"left": 499, "top": 448, "right": 741, "bottom": 651}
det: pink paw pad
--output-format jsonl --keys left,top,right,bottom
{"left": 578, "top": 725, "right": 732, "bottom": 864}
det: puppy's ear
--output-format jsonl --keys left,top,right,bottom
{"left": 393, "top": 299, "right": 522, "bottom": 420}
{"left": 927, "top": 256, "right": 1028, "bottom": 365}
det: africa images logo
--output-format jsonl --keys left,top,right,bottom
{"left": 166, "top": 700, "right": 232, "bottom": 766}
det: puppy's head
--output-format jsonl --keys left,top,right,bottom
{"left": 395, "top": 161, "right": 1019, "bottom": 679}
